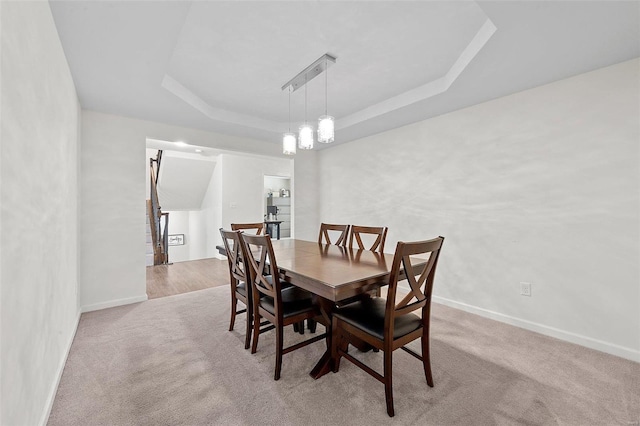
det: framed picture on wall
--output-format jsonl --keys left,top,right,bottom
{"left": 168, "top": 234, "right": 185, "bottom": 246}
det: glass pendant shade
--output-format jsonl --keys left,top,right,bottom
{"left": 317, "top": 115, "right": 335, "bottom": 143}
{"left": 282, "top": 54, "right": 337, "bottom": 152}
{"left": 282, "top": 132, "right": 296, "bottom": 155}
{"left": 298, "top": 124, "right": 314, "bottom": 149}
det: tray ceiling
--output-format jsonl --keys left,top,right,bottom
{"left": 50, "top": 1, "right": 640, "bottom": 148}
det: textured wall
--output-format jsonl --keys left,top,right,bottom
{"left": 161, "top": 208, "right": 214, "bottom": 263}
{"left": 312, "top": 59, "right": 639, "bottom": 360}
{"left": 81, "top": 111, "right": 288, "bottom": 310}
{"left": 203, "top": 158, "right": 222, "bottom": 259}
{"left": 218, "top": 153, "right": 293, "bottom": 239}
{"left": 0, "top": 2, "right": 81, "bottom": 425}
{"left": 80, "top": 112, "right": 148, "bottom": 311}
{"left": 292, "top": 149, "right": 319, "bottom": 241}
{"left": 164, "top": 210, "right": 190, "bottom": 262}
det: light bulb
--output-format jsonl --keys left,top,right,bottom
{"left": 283, "top": 133, "right": 296, "bottom": 155}
{"left": 317, "top": 115, "right": 334, "bottom": 143}
{"left": 298, "top": 124, "right": 314, "bottom": 149}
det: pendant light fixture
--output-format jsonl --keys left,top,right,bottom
{"left": 317, "top": 56, "right": 334, "bottom": 143}
{"left": 281, "top": 53, "right": 336, "bottom": 153}
{"left": 298, "top": 74, "right": 314, "bottom": 150}
{"left": 282, "top": 86, "right": 296, "bottom": 155}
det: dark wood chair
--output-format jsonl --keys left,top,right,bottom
{"left": 318, "top": 223, "right": 350, "bottom": 247}
{"left": 330, "top": 236, "right": 445, "bottom": 417}
{"left": 220, "top": 228, "right": 275, "bottom": 350}
{"left": 231, "top": 221, "right": 270, "bottom": 277}
{"left": 349, "top": 225, "right": 388, "bottom": 298}
{"left": 312, "top": 222, "right": 351, "bottom": 332}
{"left": 220, "top": 229, "right": 254, "bottom": 349}
{"left": 349, "top": 225, "right": 388, "bottom": 253}
{"left": 233, "top": 222, "right": 310, "bottom": 333}
{"left": 239, "top": 232, "right": 327, "bottom": 380}
{"left": 231, "top": 222, "right": 265, "bottom": 235}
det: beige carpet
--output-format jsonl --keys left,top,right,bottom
{"left": 49, "top": 286, "right": 639, "bottom": 425}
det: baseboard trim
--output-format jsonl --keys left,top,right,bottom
{"left": 40, "top": 310, "right": 81, "bottom": 426}
{"left": 212, "top": 252, "right": 225, "bottom": 261}
{"left": 431, "top": 295, "right": 640, "bottom": 363}
{"left": 81, "top": 294, "right": 148, "bottom": 313}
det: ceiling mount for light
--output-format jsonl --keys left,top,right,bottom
{"left": 317, "top": 56, "right": 334, "bottom": 143}
{"left": 282, "top": 54, "right": 337, "bottom": 154}
{"left": 281, "top": 54, "right": 336, "bottom": 93}
{"left": 298, "top": 74, "right": 313, "bottom": 150}
{"left": 283, "top": 86, "right": 296, "bottom": 155}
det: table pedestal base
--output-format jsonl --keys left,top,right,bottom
{"left": 310, "top": 351, "right": 333, "bottom": 379}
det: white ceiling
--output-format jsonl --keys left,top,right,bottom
{"left": 50, "top": 1, "right": 640, "bottom": 149}
{"left": 156, "top": 150, "right": 217, "bottom": 211}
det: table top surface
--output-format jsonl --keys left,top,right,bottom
{"left": 271, "top": 239, "right": 421, "bottom": 302}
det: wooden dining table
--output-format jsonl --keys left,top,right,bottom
{"left": 270, "top": 239, "right": 416, "bottom": 379}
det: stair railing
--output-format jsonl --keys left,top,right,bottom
{"left": 161, "top": 212, "right": 169, "bottom": 265}
{"left": 149, "top": 150, "right": 169, "bottom": 265}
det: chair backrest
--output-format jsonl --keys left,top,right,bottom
{"left": 318, "top": 223, "right": 350, "bottom": 247}
{"left": 231, "top": 222, "right": 265, "bottom": 235}
{"left": 219, "top": 228, "right": 248, "bottom": 289}
{"left": 385, "top": 237, "right": 445, "bottom": 338}
{"left": 239, "top": 233, "right": 284, "bottom": 314}
{"left": 349, "top": 225, "right": 388, "bottom": 253}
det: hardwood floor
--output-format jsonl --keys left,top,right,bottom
{"left": 146, "top": 258, "right": 229, "bottom": 299}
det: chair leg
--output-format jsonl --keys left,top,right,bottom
{"left": 274, "top": 324, "right": 284, "bottom": 381}
{"left": 251, "top": 308, "right": 261, "bottom": 354}
{"left": 331, "top": 316, "right": 341, "bottom": 373}
{"left": 384, "top": 350, "right": 394, "bottom": 417}
{"left": 244, "top": 303, "right": 252, "bottom": 350}
{"left": 292, "top": 322, "right": 305, "bottom": 334}
{"left": 422, "top": 332, "right": 434, "bottom": 387}
{"left": 229, "top": 295, "right": 237, "bottom": 331}
{"left": 308, "top": 318, "right": 317, "bottom": 333}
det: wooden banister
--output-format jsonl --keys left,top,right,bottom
{"left": 148, "top": 150, "right": 169, "bottom": 265}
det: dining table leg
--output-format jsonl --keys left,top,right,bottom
{"left": 309, "top": 296, "right": 335, "bottom": 379}
{"left": 308, "top": 294, "right": 377, "bottom": 379}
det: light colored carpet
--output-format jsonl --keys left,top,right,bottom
{"left": 49, "top": 286, "right": 639, "bottom": 425}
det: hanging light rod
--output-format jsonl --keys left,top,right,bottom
{"left": 281, "top": 53, "right": 336, "bottom": 93}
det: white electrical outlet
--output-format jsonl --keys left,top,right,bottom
{"left": 520, "top": 282, "right": 531, "bottom": 297}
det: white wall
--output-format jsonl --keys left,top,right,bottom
{"left": 164, "top": 152, "right": 293, "bottom": 260}
{"left": 264, "top": 175, "right": 290, "bottom": 197}
{"left": 187, "top": 210, "right": 208, "bottom": 261}
{"left": 145, "top": 147, "right": 157, "bottom": 200}
{"left": 164, "top": 210, "right": 190, "bottom": 262}
{"left": 310, "top": 59, "right": 640, "bottom": 361}
{"left": 207, "top": 154, "right": 224, "bottom": 258}
{"left": 218, "top": 153, "right": 293, "bottom": 237}
{"left": 164, "top": 209, "right": 211, "bottom": 263}
{"left": 81, "top": 111, "right": 285, "bottom": 309}
{"left": 81, "top": 113, "right": 148, "bottom": 310}
{"left": 292, "top": 150, "right": 319, "bottom": 241}
{"left": 147, "top": 149, "right": 212, "bottom": 263}
{"left": 0, "top": 2, "right": 81, "bottom": 425}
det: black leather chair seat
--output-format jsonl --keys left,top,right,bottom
{"left": 259, "top": 286, "right": 315, "bottom": 319}
{"left": 235, "top": 282, "right": 247, "bottom": 297}
{"left": 334, "top": 298, "right": 422, "bottom": 341}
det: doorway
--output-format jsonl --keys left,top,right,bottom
{"left": 263, "top": 176, "right": 292, "bottom": 239}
